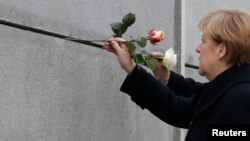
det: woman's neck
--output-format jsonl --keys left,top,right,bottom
{"left": 207, "top": 63, "right": 233, "bottom": 81}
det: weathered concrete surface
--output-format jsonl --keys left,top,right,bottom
{"left": 0, "top": 25, "right": 174, "bottom": 141}
{"left": 0, "top": 0, "right": 177, "bottom": 141}
{"left": 0, "top": 0, "right": 174, "bottom": 50}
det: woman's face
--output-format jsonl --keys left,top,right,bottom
{"left": 196, "top": 32, "right": 221, "bottom": 79}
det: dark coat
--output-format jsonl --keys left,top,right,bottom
{"left": 120, "top": 64, "right": 250, "bottom": 141}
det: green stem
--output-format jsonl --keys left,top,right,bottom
{"left": 65, "top": 35, "right": 151, "bottom": 49}
{"left": 65, "top": 38, "right": 103, "bottom": 48}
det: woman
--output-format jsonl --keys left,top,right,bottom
{"left": 104, "top": 9, "right": 250, "bottom": 141}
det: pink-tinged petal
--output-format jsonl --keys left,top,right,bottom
{"left": 148, "top": 28, "right": 165, "bottom": 44}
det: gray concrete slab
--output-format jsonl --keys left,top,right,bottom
{"left": 0, "top": 0, "right": 188, "bottom": 140}
{"left": 0, "top": 15, "right": 174, "bottom": 141}
{"left": 0, "top": 0, "right": 174, "bottom": 51}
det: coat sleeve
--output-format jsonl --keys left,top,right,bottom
{"left": 120, "top": 65, "right": 194, "bottom": 128}
{"left": 167, "top": 71, "right": 205, "bottom": 98}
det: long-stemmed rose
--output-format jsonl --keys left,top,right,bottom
{"left": 148, "top": 28, "right": 165, "bottom": 44}
{"left": 121, "top": 28, "right": 166, "bottom": 70}
{"left": 162, "top": 48, "right": 177, "bottom": 69}
{"left": 65, "top": 13, "right": 176, "bottom": 70}
{"left": 122, "top": 28, "right": 175, "bottom": 70}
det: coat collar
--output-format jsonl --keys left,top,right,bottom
{"left": 192, "top": 64, "right": 250, "bottom": 121}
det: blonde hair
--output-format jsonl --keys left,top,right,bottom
{"left": 199, "top": 8, "right": 250, "bottom": 65}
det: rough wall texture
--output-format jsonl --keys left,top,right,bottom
{"left": 0, "top": 0, "right": 178, "bottom": 141}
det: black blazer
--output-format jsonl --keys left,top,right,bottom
{"left": 120, "top": 64, "right": 250, "bottom": 141}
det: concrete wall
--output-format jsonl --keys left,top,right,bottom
{"left": 0, "top": 0, "right": 178, "bottom": 141}
{"left": 4, "top": 0, "right": 248, "bottom": 140}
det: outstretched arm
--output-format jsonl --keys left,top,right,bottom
{"left": 120, "top": 65, "right": 193, "bottom": 128}
{"left": 104, "top": 38, "right": 195, "bottom": 128}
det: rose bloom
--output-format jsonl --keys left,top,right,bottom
{"left": 162, "top": 48, "right": 177, "bottom": 69}
{"left": 148, "top": 28, "right": 165, "bottom": 44}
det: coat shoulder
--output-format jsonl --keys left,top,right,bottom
{"left": 224, "top": 82, "right": 250, "bottom": 104}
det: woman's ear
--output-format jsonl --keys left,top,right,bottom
{"left": 217, "top": 43, "right": 227, "bottom": 59}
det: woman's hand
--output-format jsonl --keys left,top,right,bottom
{"left": 151, "top": 52, "right": 170, "bottom": 84}
{"left": 103, "top": 38, "right": 136, "bottom": 74}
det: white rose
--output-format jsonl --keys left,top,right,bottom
{"left": 162, "top": 48, "right": 177, "bottom": 69}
